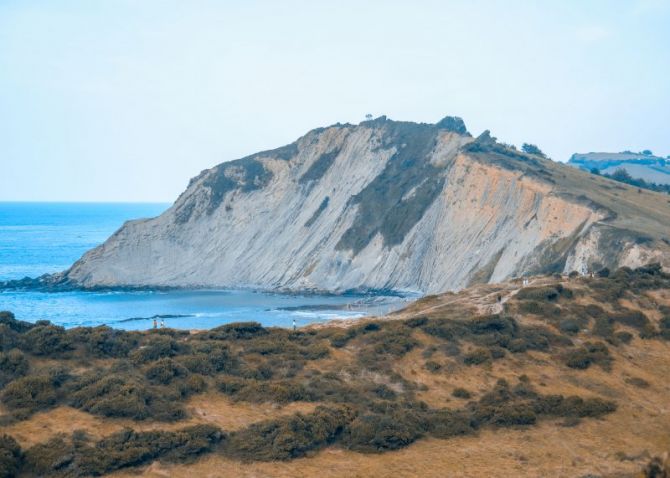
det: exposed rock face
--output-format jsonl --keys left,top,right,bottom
{"left": 63, "top": 117, "right": 670, "bottom": 293}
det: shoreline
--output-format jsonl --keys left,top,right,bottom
{"left": 0, "top": 273, "right": 417, "bottom": 299}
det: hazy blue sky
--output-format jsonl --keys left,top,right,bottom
{"left": 1, "top": 0, "right": 669, "bottom": 202}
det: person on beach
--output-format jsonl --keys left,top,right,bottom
{"left": 161, "top": 319, "right": 165, "bottom": 328}
{"left": 292, "top": 318, "right": 296, "bottom": 331}
{"left": 153, "top": 318, "right": 157, "bottom": 329}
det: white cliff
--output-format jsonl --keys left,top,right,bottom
{"left": 63, "top": 117, "right": 670, "bottom": 293}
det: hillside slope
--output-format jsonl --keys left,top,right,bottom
{"left": 1, "top": 265, "right": 669, "bottom": 477}
{"left": 60, "top": 117, "right": 670, "bottom": 293}
{"left": 569, "top": 152, "right": 670, "bottom": 185}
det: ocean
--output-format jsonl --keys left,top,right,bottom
{"left": 0, "top": 202, "right": 407, "bottom": 330}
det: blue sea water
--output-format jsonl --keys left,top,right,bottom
{"left": 0, "top": 202, "right": 407, "bottom": 329}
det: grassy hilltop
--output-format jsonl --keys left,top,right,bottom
{"left": 1, "top": 265, "right": 670, "bottom": 477}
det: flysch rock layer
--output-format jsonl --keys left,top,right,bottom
{"left": 62, "top": 117, "right": 670, "bottom": 294}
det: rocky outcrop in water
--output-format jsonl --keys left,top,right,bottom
{"left": 59, "top": 116, "right": 670, "bottom": 293}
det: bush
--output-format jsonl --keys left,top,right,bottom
{"left": 521, "top": 143, "right": 546, "bottom": 157}
{"left": 343, "top": 412, "right": 423, "bottom": 452}
{"left": 225, "top": 406, "right": 354, "bottom": 461}
{"left": 592, "top": 316, "right": 615, "bottom": 338}
{"left": 22, "top": 435, "right": 72, "bottom": 477}
{"left": 81, "top": 425, "right": 223, "bottom": 471}
{"left": 67, "top": 326, "right": 139, "bottom": 358}
{"left": 642, "top": 454, "right": 670, "bottom": 478}
{"left": 0, "top": 311, "right": 33, "bottom": 333}
{"left": 0, "top": 350, "right": 29, "bottom": 388}
{"left": 532, "top": 394, "right": 616, "bottom": 418}
{"left": 425, "top": 361, "right": 442, "bottom": 373}
{"left": 366, "top": 327, "right": 420, "bottom": 357}
{"left": 178, "top": 374, "right": 207, "bottom": 397}
{"left": 200, "top": 322, "right": 268, "bottom": 341}
{"left": 21, "top": 324, "right": 73, "bottom": 356}
{"left": 516, "top": 286, "right": 563, "bottom": 302}
{"left": 451, "top": 387, "right": 472, "bottom": 399}
{"left": 614, "top": 331, "right": 633, "bottom": 344}
{"left": 69, "top": 373, "right": 185, "bottom": 421}
{"left": 0, "top": 434, "right": 22, "bottom": 478}
{"left": 145, "top": 358, "right": 190, "bottom": 385}
{"left": 558, "top": 319, "right": 581, "bottom": 335}
{"left": 463, "top": 349, "right": 490, "bottom": 366}
{"left": 518, "top": 301, "right": 561, "bottom": 317}
{"left": 130, "top": 335, "right": 183, "bottom": 364}
{"left": 23, "top": 425, "right": 223, "bottom": 476}
{"left": 612, "top": 309, "right": 650, "bottom": 329}
{"left": 1, "top": 375, "right": 59, "bottom": 415}
{"left": 564, "top": 342, "right": 612, "bottom": 370}
{"left": 427, "top": 409, "right": 473, "bottom": 438}
{"left": 625, "top": 377, "right": 650, "bottom": 388}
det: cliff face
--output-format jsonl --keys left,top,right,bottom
{"left": 63, "top": 117, "right": 670, "bottom": 293}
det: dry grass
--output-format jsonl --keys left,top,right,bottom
{"left": 3, "top": 270, "right": 669, "bottom": 477}
{"left": 3, "top": 393, "right": 319, "bottom": 448}
{"left": 105, "top": 337, "right": 670, "bottom": 478}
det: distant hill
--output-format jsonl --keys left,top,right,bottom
{"left": 569, "top": 152, "right": 670, "bottom": 185}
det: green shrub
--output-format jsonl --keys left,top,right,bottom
{"left": 516, "top": 286, "right": 564, "bottom": 302}
{"left": 517, "top": 301, "right": 561, "bottom": 317}
{"left": 343, "top": 412, "right": 423, "bottom": 453}
{"left": 22, "top": 435, "right": 72, "bottom": 476}
{"left": 625, "top": 377, "right": 650, "bottom": 388}
{"left": 451, "top": 387, "right": 472, "bottom": 399}
{"left": 366, "top": 327, "right": 420, "bottom": 357}
{"left": 329, "top": 328, "right": 358, "bottom": 348}
{"left": 427, "top": 409, "right": 473, "bottom": 438}
{"left": 614, "top": 330, "right": 634, "bottom": 344}
{"left": 564, "top": 342, "right": 612, "bottom": 370}
{"left": 425, "top": 361, "right": 442, "bottom": 373}
{"left": 0, "top": 434, "right": 22, "bottom": 478}
{"left": 81, "top": 425, "right": 223, "bottom": 471}
{"left": 67, "top": 326, "right": 139, "bottom": 358}
{"left": 612, "top": 309, "right": 650, "bottom": 329}
{"left": 145, "top": 358, "right": 190, "bottom": 385}
{"left": 199, "top": 322, "right": 268, "bottom": 341}
{"left": 130, "top": 335, "right": 183, "bottom": 364}
{"left": 178, "top": 374, "right": 207, "bottom": 397}
{"left": 639, "top": 324, "right": 660, "bottom": 339}
{"left": 23, "top": 425, "right": 223, "bottom": 476}
{"left": 69, "top": 373, "right": 185, "bottom": 421}
{"left": 0, "top": 350, "right": 29, "bottom": 388}
{"left": 463, "top": 349, "right": 491, "bottom": 366}
{"left": 592, "top": 316, "right": 615, "bottom": 338}
{"left": 533, "top": 395, "right": 616, "bottom": 418}
{"left": 1, "top": 375, "right": 59, "bottom": 414}
{"left": 0, "top": 312, "right": 33, "bottom": 333}
{"left": 225, "top": 406, "right": 354, "bottom": 461}
{"left": 22, "top": 324, "right": 73, "bottom": 357}
{"left": 558, "top": 319, "right": 582, "bottom": 335}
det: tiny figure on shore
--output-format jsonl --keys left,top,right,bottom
{"left": 160, "top": 319, "right": 165, "bottom": 328}
{"left": 292, "top": 319, "right": 296, "bottom": 331}
{"left": 497, "top": 294, "right": 502, "bottom": 303}
{"left": 153, "top": 318, "right": 157, "bottom": 329}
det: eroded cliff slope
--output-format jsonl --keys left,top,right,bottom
{"left": 62, "top": 117, "right": 670, "bottom": 293}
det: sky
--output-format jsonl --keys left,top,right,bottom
{"left": 1, "top": 0, "right": 669, "bottom": 202}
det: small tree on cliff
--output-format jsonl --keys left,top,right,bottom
{"left": 521, "top": 143, "right": 546, "bottom": 157}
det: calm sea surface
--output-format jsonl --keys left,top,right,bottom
{"left": 0, "top": 202, "right": 407, "bottom": 329}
